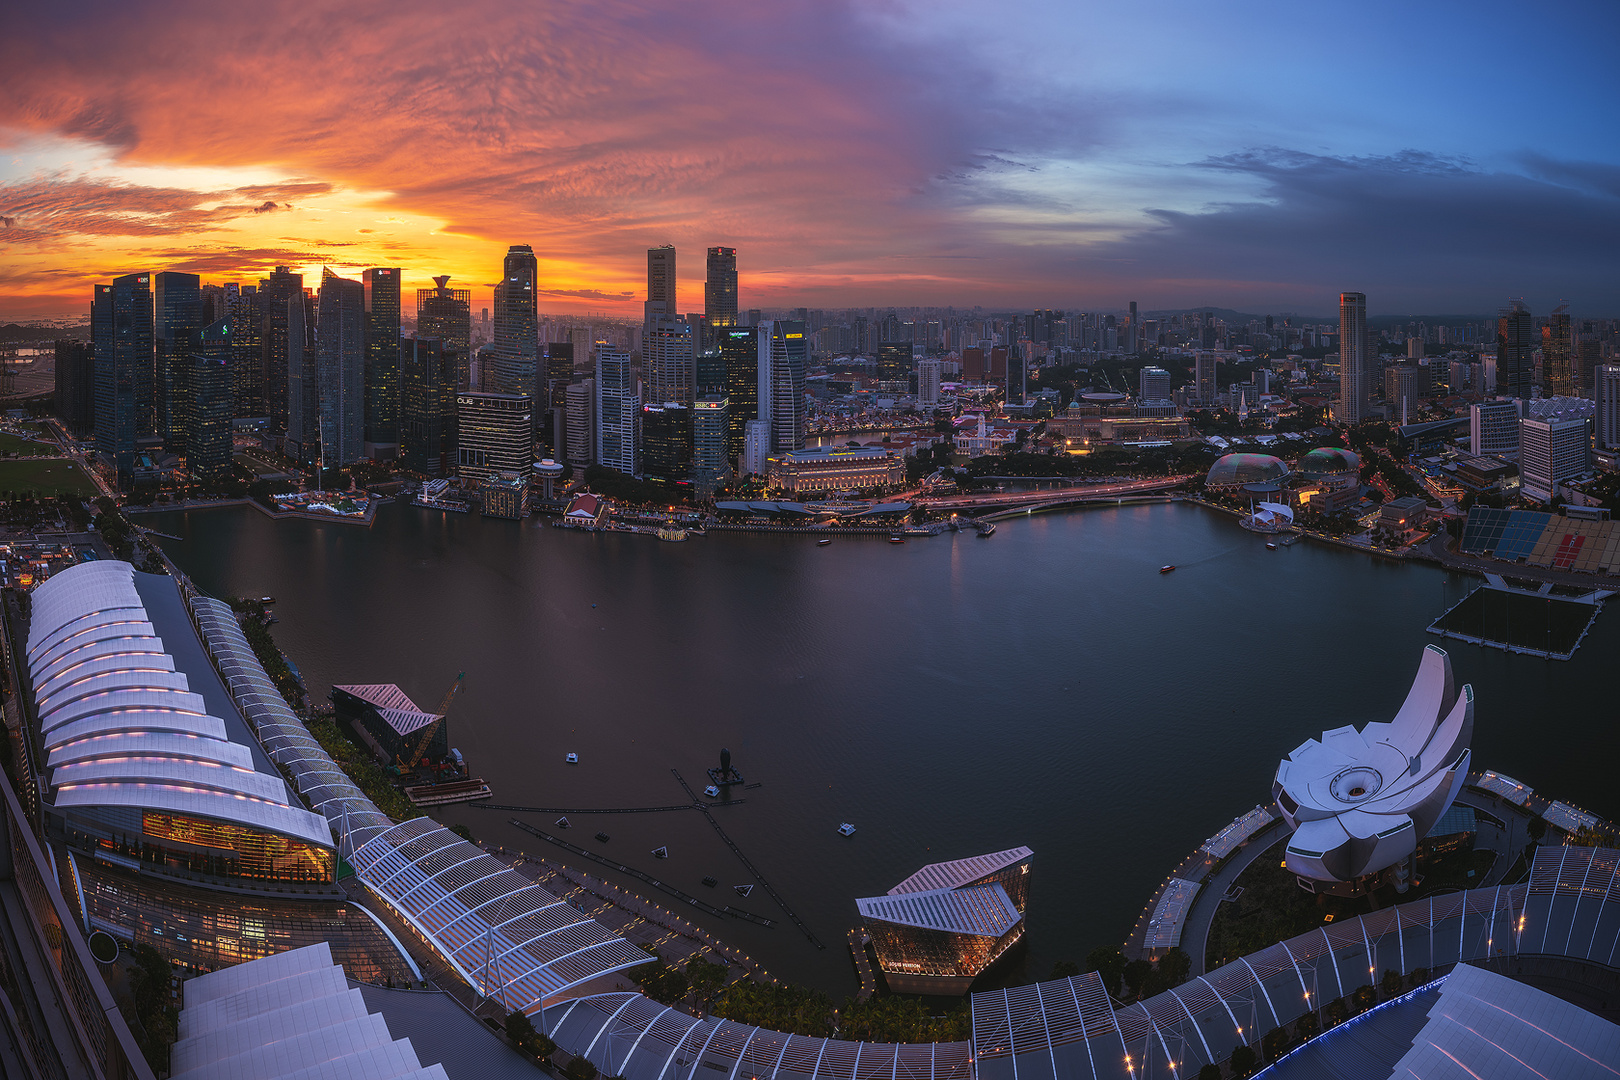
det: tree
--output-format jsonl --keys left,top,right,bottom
{"left": 564, "top": 1055, "right": 599, "bottom": 1080}
{"left": 1381, "top": 968, "right": 1404, "bottom": 998}
{"left": 1229, "top": 1044, "right": 1258, "bottom": 1077}
{"left": 1294, "top": 1011, "right": 1319, "bottom": 1043}
{"left": 505, "top": 1009, "right": 557, "bottom": 1062}
{"left": 1156, "top": 947, "right": 1191, "bottom": 989}
{"left": 1261, "top": 1026, "right": 1289, "bottom": 1061}
{"left": 631, "top": 954, "right": 689, "bottom": 1005}
{"left": 1324, "top": 999, "right": 1348, "bottom": 1027}
{"left": 129, "top": 944, "right": 178, "bottom": 1073}
{"left": 1350, "top": 984, "right": 1376, "bottom": 1014}
{"left": 1049, "top": 960, "right": 1081, "bottom": 980}
{"left": 1527, "top": 816, "right": 1547, "bottom": 841}
{"left": 686, "top": 956, "right": 728, "bottom": 1012}
{"left": 1122, "top": 958, "right": 1154, "bottom": 1000}
{"left": 1409, "top": 967, "right": 1430, "bottom": 988}
{"left": 1199, "top": 1066, "right": 1222, "bottom": 1080}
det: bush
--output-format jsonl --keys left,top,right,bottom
{"left": 1229, "top": 1044, "right": 1258, "bottom": 1076}
{"left": 1262, "top": 1026, "right": 1289, "bottom": 1061}
{"left": 1294, "top": 1011, "right": 1319, "bottom": 1042}
{"left": 1381, "top": 968, "right": 1404, "bottom": 997}
{"left": 1350, "top": 984, "right": 1376, "bottom": 1014}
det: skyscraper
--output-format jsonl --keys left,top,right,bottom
{"left": 1194, "top": 351, "right": 1217, "bottom": 408}
{"left": 692, "top": 396, "right": 730, "bottom": 495}
{"left": 1595, "top": 366, "right": 1620, "bottom": 451}
{"left": 1006, "top": 344, "right": 1026, "bottom": 406}
{"left": 1127, "top": 301, "right": 1138, "bottom": 354}
{"left": 287, "top": 289, "right": 318, "bottom": 463}
{"left": 1470, "top": 399, "right": 1522, "bottom": 457}
{"left": 1542, "top": 305, "right": 1573, "bottom": 398}
{"left": 640, "top": 402, "right": 692, "bottom": 486}
{"left": 153, "top": 271, "right": 201, "bottom": 447}
{"left": 595, "top": 347, "right": 639, "bottom": 475}
{"left": 644, "top": 316, "right": 695, "bottom": 406}
{"left": 1496, "top": 301, "right": 1534, "bottom": 401}
{"left": 226, "top": 284, "right": 264, "bottom": 418}
{"left": 720, "top": 325, "right": 758, "bottom": 462}
{"left": 188, "top": 318, "right": 234, "bottom": 483}
{"left": 417, "top": 276, "right": 472, "bottom": 390}
{"left": 401, "top": 337, "right": 455, "bottom": 476}
{"left": 92, "top": 273, "right": 152, "bottom": 488}
{"left": 646, "top": 245, "right": 677, "bottom": 321}
{"left": 565, "top": 380, "right": 595, "bottom": 466}
{"left": 757, "top": 321, "right": 806, "bottom": 454}
{"left": 316, "top": 268, "right": 365, "bottom": 467}
{"left": 258, "top": 267, "right": 303, "bottom": 436}
{"left": 1519, "top": 416, "right": 1589, "bottom": 504}
{"left": 54, "top": 340, "right": 94, "bottom": 438}
{"left": 1337, "top": 292, "right": 1368, "bottom": 424}
{"left": 705, "top": 247, "right": 738, "bottom": 333}
{"left": 544, "top": 342, "right": 574, "bottom": 404}
{"left": 1139, "top": 366, "right": 1171, "bottom": 401}
{"left": 363, "top": 267, "right": 402, "bottom": 455}
{"left": 917, "top": 359, "right": 943, "bottom": 408}
{"left": 491, "top": 245, "right": 539, "bottom": 399}
{"left": 455, "top": 392, "right": 532, "bottom": 483}
{"left": 877, "top": 343, "right": 910, "bottom": 385}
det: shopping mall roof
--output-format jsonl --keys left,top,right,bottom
{"left": 334, "top": 683, "right": 443, "bottom": 736}
{"left": 857, "top": 882, "right": 1021, "bottom": 937}
{"left": 889, "top": 847, "right": 1033, "bottom": 894}
{"left": 25, "top": 561, "right": 332, "bottom": 849}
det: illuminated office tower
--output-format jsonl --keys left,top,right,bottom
{"left": 877, "top": 342, "right": 910, "bottom": 385}
{"left": 1519, "top": 415, "right": 1589, "bottom": 504}
{"left": 315, "top": 268, "right": 365, "bottom": 467}
{"left": 720, "top": 325, "right": 758, "bottom": 461}
{"left": 225, "top": 283, "right": 264, "bottom": 418}
{"left": 456, "top": 392, "right": 531, "bottom": 483}
{"left": 401, "top": 337, "right": 455, "bottom": 477}
{"left": 187, "top": 318, "right": 234, "bottom": 483}
{"left": 596, "top": 349, "right": 639, "bottom": 475}
{"left": 1470, "top": 399, "right": 1522, "bottom": 457}
{"left": 1337, "top": 291, "right": 1368, "bottom": 424}
{"left": 646, "top": 245, "right": 677, "bottom": 320}
{"left": 545, "top": 341, "right": 573, "bottom": 404}
{"left": 566, "top": 379, "right": 595, "bottom": 466}
{"left": 1595, "top": 366, "right": 1620, "bottom": 451}
{"left": 1496, "top": 301, "right": 1535, "bottom": 401}
{"left": 917, "top": 359, "right": 943, "bottom": 407}
{"left": 491, "top": 245, "right": 539, "bottom": 398}
{"left": 757, "top": 321, "right": 806, "bottom": 454}
{"left": 692, "top": 396, "right": 730, "bottom": 495}
{"left": 92, "top": 273, "right": 152, "bottom": 488}
{"left": 286, "top": 289, "right": 318, "bottom": 462}
{"left": 645, "top": 316, "right": 695, "bottom": 406}
{"left": 417, "top": 275, "right": 472, "bottom": 390}
{"left": 258, "top": 266, "right": 303, "bottom": 435}
{"left": 1139, "top": 366, "right": 1171, "bottom": 402}
{"left": 1195, "top": 351, "right": 1217, "bottom": 408}
{"left": 641, "top": 402, "right": 692, "bottom": 485}
{"left": 363, "top": 267, "right": 402, "bottom": 455}
{"left": 153, "top": 272, "right": 201, "bottom": 446}
{"left": 705, "top": 246, "right": 738, "bottom": 334}
{"left": 1542, "top": 305, "right": 1573, "bottom": 397}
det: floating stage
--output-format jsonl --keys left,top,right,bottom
{"left": 1428, "top": 579, "right": 1610, "bottom": 661}
{"left": 403, "top": 776, "right": 492, "bottom": 806}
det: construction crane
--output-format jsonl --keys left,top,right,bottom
{"left": 398, "top": 672, "right": 465, "bottom": 772}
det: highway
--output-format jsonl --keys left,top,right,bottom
{"left": 917, "top": 475, "right": 1191, "bottom": 512}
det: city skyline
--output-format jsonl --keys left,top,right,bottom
{"left": 3, "top": 1, "right": 1619, "bottom": 320}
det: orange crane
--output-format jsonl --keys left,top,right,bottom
{"left": 397, "top": 672, "right": 464, "bottom": 772}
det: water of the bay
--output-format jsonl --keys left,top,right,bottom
{"left": 146, "top": 501, "right": 1619, "bottom": 996}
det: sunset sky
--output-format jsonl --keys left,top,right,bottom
{"left": 3, "top": 0, "right": 1618, "bottom": 321}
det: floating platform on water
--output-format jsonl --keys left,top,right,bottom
{"left": 404, "top": 777, "right": 492, "bottom": 806}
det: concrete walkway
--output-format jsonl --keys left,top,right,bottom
{"left": 1177, "top": 820, "right": 1290, "bottom": 976}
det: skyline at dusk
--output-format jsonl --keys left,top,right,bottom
{"left": 4, "top": 0, "right": 1619, "bottom": 320}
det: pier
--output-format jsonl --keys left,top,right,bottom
{"left": 474, "top": 800, "right": 741, "bottom": 815}
{"left": 847, "top": 928, "right": 877, "bottom": 1000}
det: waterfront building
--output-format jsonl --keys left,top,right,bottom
{"left": 917, "top": 359, "right": 943, "bottom": 407}
{"left": 640, "top": 402, "right": 692, "bottom": 486}
{"left": 741, "top": 418, "right": 769, "bottom": 477}
{"left": 154, "top": 270, "right": 201, "bottom": 446}
{"left": 645, "top": 315, "right": 695, "bottom": 406}
{"left": 596, "top": 347, "right": 639, "bottom": 475}
{"left": 400, "top": 336, "right": 455, "bottom": 476}
{"left": 362, "top": 267, "right": 402, "bottom": 457}
{"left": 566, "top": 378, "right": 595, "bottom": 466}
{"left": 1519, "top": 415, "right": 1590, "bottom": 504}
{"left": 1595, "top": 364, "right": 1620, "bottom": 450}
{"left": 257, "top": 265, "right": 303, "bottom": 435}
{"left": 692, "top": 395, "right": 731, "bottom": 495}
{"left": 1337, "top": 291, "right": 1367, "bottom": 424}
{"left": 721, "top": 324, "right": 759, "bottom": 461}
{"left": 1203, "top": 453, "right": 1289, "bottom": 490}
{"left": 764, "top": 445, "right": 905, "bottom": 495}
{"left": 92, "top": 273, "right": 152, "bottom": 488}
{"left": 456, "top": 391, "right": 532, "bottom": 483}
{"left": 332, "top": 683, "right": 448, "bottom": 767}
{"left": 315, "top": 267, "right": 365, "bottom": 466}
{"left": 53, "top": 339, "right": 94, "bottom": 438}
{"left": 855, "top": 847, "right": 1032, "bottom": 995}
{"left": 1138, "top": 365, "right": 1171, "bottom": 402}
{"left": 1470, "top": 398, "right": 1522, "bottom": 457}
{"left": 490, "top": 244, "right": 540, "bottom": 399}
{"left": 1496, "top": 301, "right": 1535, "bottom": 401}
{"left": 417, "top": 275, "right": 473, "bottom": 390}
{"left": 1274, "top": 645, "right": 1469, "bottom": 888}
{"left": 187, "top": 318, "right": 235, "bottom": 483}
{"left": 1295, "top": 446, "right": 1359, "bottom": 482}
{"left": 705, "top": 246, "right": 738, "bottom": 334}
{"left": 758, "top": 320, "right": 807, "bottom": 454}
{"left": 535, "top": 457, "right": 566, "bottom": 499}
{"left": 481, "top": 471, "right": 530, "bottom": 518}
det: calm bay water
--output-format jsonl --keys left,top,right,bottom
{"left": 147, "top": 501, "right": 1620, "bottom": 994}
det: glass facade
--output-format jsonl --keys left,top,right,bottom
{"left": 867, "top": 920, "right": 1023, "bottom": 980}
{"left": 61, "top": 809, "right": 334, "bottom": 888}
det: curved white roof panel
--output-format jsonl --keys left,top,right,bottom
{"left": 889, "top": 847, "right": 1033, "bottom": 895}
{"left": 1273, "top": 645, "right": 1473, "bottom": 883}
{"left": 25, "top": 562, "right": 332, "bottom": 849}
{"left": 857, "top": 882, "right": 1021, "bottom": 937}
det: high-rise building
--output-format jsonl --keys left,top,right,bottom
{"left": 363, "top": 267, "right": 402, "bottom": 455}
{"left": 1576, "top": 339, "right": 1602, "bottom": 398}
{"left": 1194, "top": 352, "right": 1217, "bottom": 408}
{"left": 1139, "top": 366, "right": 1171, "bottom": 402}
{"left": 692, "top": 396, "right": 730, "bottom": 495}
{"left": 258, "top": 266, "right": 303, "bottom": 436}
{"left": 1470, "top": 399, "right": 1522, "bottom": 458}
{"left": 646, "top": 245, "right": 676, "bottom": 320}
{"left": 1127, "top": 301, "right": 1138, "bottom": 354}
{"left": 1496, "top": 301, "right": 1535, "bottom": 401}
{"left": 1595, "top": 366, "right": 1620, "bottom": 451}
{"left": 644, "top": 317, "right": 695, "bottom": 406}
{"left": 456, "top": 392, "right": 532, "bottom": 483}
{"left": 187, "top": 318, "right": 234, "bottom": 483}
{"left": 565, "top": 379, "right": 595, "bottom": 466}
{"left": 962, "top": 347, "right": 985, "bottom": 382}
{"left": 1386, "top": 364, "right": 1424, "bottom": 425}
{"left": 417, "top": 276, "right": 472, "bottom": 390}
{"left": 286, "top": 289, "right": 318, "bottom": 462}
{"left": 917, "top": 359, "right": 943, "bottom": 407}
{"left": 1006, "top": 344, "right": 1026, "bottom": 406}
{"left": 92, "top": 273, "right": 152, "bottom": 488}
{"left": 720, "top": 325, "right": 758, "bottom": 461}
{"left": 742, "top": 418, "right": 769, "bottom": 477}
{"left": 544, "top": 341, "right": 574, "bottom": 404}
{"left": 1338, "top": 291, "right": 1367, "bottom": 424}
{"left": 757, "top": 321, "right": 806, "bottom": 454}
{"left": 491, "top": 245, "right": 539, "bottom": 399}
{"left": 401, "top": 337, "right": 455, "bottom": 476}
{"left": 315, "top": 268, "right": 365, "bottom": 467}
{"left": 640, "top": 403, "right": 692, "bottom": 486}
{"left": 595, "top": 348, "right": 639, "bottom": 475}
{"left": 877, "top": 343, "right": 910, "bottom": 385}
{"left": 1543, "top": 306, "right": 1574, "bottom": 398}
{"left": 1518, "top": 415, "right": 1590, "bottom": 504}
{"left": 705, "top": 247, "right": 738, "bottom": 334}
{"left": 154, "top": 271, "right": 201, "bottom": 447}
{"left": 54, "top": 340, "right": 94, "bottom": 438}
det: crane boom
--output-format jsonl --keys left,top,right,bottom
{"left": 400, "top": 672, "right": 466, "bottom": 770}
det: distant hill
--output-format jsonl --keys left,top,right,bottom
{"left": 0, "top": 323, "right": 89, "bottom": 343}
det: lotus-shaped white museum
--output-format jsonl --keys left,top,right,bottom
{"left": 1273, "top": 645, "right": 1473, "bottom": 884}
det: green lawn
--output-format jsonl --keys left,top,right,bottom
{"left": 0, "top": 458, "right": 100, "bottom": 497}
{"left": 0, "top": 431, "right": 61, "bottom": 457}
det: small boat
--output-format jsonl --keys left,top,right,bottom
{"left": 1159, "top": 565, "right": 1176, "bottom": 574}
{"left": 566, "top": 752, "right": 579, "bottom": 764}
{"left": 733, "top": 884, "right": 753, "bottom": 897}
{"left": 888, "top": 535, "right": 905, "bottom": 544}
{"left": 975, "top": 522, "right": 996, "bottom": 537}
{"left": 595, "top": 832, "right": 610, "bottom": 843}
{"left": 817, "top": 538, "right": 832, "bottom": 546}
{"left": 652, "top": 846, "right": 668, "bottom": 859}
{"left": 259, "top": 596, "right": 276, "bottom": 604}
{"left": 704, "top": 784, "right": 720, "bottom": 798}
{"left": 555, "top": 816, "right": 570, "bottom": 829}
{"left": 838, "top": 823, "right": 857, "bottom": 836}
{"left": 702, "top": 876, "right": 718, "bottom": 888}
{"left": 1266, "top": 541, "right": 1277, "bottom": 550}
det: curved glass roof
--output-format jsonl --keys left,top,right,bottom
{"left": 1296, "top": 447, "right": 1360, "bottom": 479}
{"left": 1205, "top": 453, "right": 1290, "bottom": 488}
{"left": 25, "top": 563, "right": 331, "bottom": 848}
